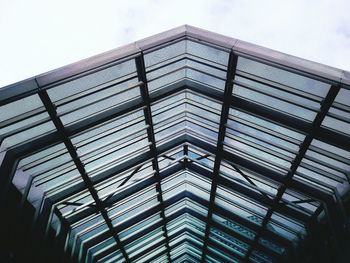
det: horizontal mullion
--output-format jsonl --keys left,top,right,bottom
{"left": 190, "top": 162, "right": 309, "bottom": 222}
{"left": 308, "top": 145, "right": 350, "bottom": 165}
{"left": 227, "top": 114, "right": 301, "bottom": 146}
{"left": 327, "top": 110, "right": 350, "bottom": 123}
{"left": 332, "top": 101, "right": 350, "bottom": 113}
{"left": 73, "top": 114, "right": 145, "bottom": 149}
{"left": 235, "top": 70, "right": 322, "bottom": 103}
{"left": 55, "top": 75, "right": 140, "bottom": 107}
{"left": 234, "top": 51, "right": 338, "bottom": 85}
{"left": 0, "top": 116, "right": 52, "bottom": 144}
{"left": 153, "top": 99, "right": 221, "bottom": 123}
{"left": 21, "top": 147, "right": 67, "bottom": 172}
{"left": 299, "top": 161, "right": 345, "bottom": 183}
{"left": 223, "top": 142, "right": 290, "bottom": 173}
{"left": 3, "top": 86, "right": 339, "bottom": 205}
{"left": 82, "top": 137, "right": 150, "bottom": 171}
{"left": 224, "top": 131, "right": 295, "bottom": 163}
{"left": 234, "top": 78, "right": 320, "bottom": 112}
{"left": 225, "top": 125, "right": 299, "bottom": 157}
{"left": 66, "top": 163, "right": 183, "bottom": 224}
{"left": 0, "top": 106, "right": 47, "bottom": 129}
{"left": 78, "top": 125, "right": 148, "bottom": 159}
{"left": 83, "top": 192, "right": 196, "bottom": 260}
{"left": 231, "top": 94, "right": 350, "bottom": 151}
{"left": 147, "top": 54, "right": 227, "bottom": 76}
{"left": 2, "top": 75, "right": 348, "bottom": 167}
{"left": 212, "top": 217, "right": 282, "bottom": 260}
{"left": 30, "top": 155, "right": 75, "bottom": 181}
{"left": 4, "top": 82, "right": 329, "bottom": 161}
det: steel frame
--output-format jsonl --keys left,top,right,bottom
{"left": 243, "top": 84, "right": 341, "bottom": 261}
{"left": 135, "top": 54, "right": 172, "bottom": 262}
{"left": 0, "top": 25, "right": 349, "bottom": 263}
{"left": 37, "top": 89, "right": 130, "bottom": 262}
{"left": 200, "top": 51, "right": 238, "bottom": 262}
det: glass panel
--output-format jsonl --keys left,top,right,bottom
{"left": 209, "top": 227, "right": 249, "bottom": 257}
{"left": 59, "top": 86, "right": 141, "bottom": 125}
{"left": 236, "top": 57, "right": 330, "bottom": 97}
{"left": 98, "top": 249, "right": 124, "bottom": 263}
{"left": 2, "top": 121, "right": 56, "bottom": 150}
{"left": 148, "top": 68, "right": 186, "bottom": 93}
{"left": 96, "top": 161, "right": 154, "bottom": 199}
{"left": 125, "top": 227, "right": 164, "bottom": 256}
{"left": 186, "top": 40, "right": 229, "bottom": 66}
{"left": 68, "top": 212, "right": 106, "bottom": 257}
{"left": 250, "top": 249, "right": 275, "bottom": 263}
{"left": 144, "top": 40, "right": 186, "bottom": 67}
{"left": 207, "top": 245, "right": 239, "bottom": 262}
{"left": 334, "top": 87, "right": 350, "bottom": 105}
{"left": 0, "top": 112, "right": 49, "bottom": 144}
{"left": 47, "top": 59, "right": 137, "bottom": 102}
{"left": 16, "top": 143, "right": 84, "bottom": 201}
{"left": 259, "top": 237, "right": 285, "bottom": 255}
{"left": 152, "top": 90, "right": 221, "bottom": 145}
{"left": 165, "top": 198, "right": 208, "bottom": 218}
{"left": 216, "top": 185, "right": 268, "bottom": 226}
{"left": 87, "top": 236, "right": 115, "bottom": 263}
{"left": 220, "top": 161, "right": 279, "bottom": 197}
{"left": 58, "top": 191, "right": 95, "bottom": 217}
{"left": 119, "top": 213, "right": 162, "bottom": 241}
{"left": 187, "top": 68, "right": 225, "bottom": 91}
{"left": 162, "top": 170, "right": 211, "bottom": 202}
{"left": 233, "top": 82, "right": 317, "bottom": 121}
{"left": 108, "top": 186, "right": 159, "bottom": 227}
{"left": 137, "top": 245, "right": 167, "bottom": 263}
{"left": 228, "top": 108, "right": 305, "bottom": 142}
{"left": 212, "top": 214, "right": 256, "bottom": 241}
{"left": 321, "top": 115, "right": 350, "bottom": 135}
{"left": 0, "top": 94, "right": 43, "bottom": 122}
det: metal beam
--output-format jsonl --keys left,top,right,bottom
{"left": 37, "top": 90, "right": 130, "bottom": 262}
{"left": 136, "top": 54, "right": 172, "bottom": 262}
{"left": 243, "top": 84, "right": 341, "bottom": 261}
{"left": 2, "top": 78, "right": 348, "bottom": 171}
{"left": 72, "top": 180, "right": 295, "bottom": 259}
{"left": 189, "top": 162, "right": 310, "bottom": 222}
{"left": 0, "top": 84, "right": 346, "bottom": 262}
{"left": 6, "top": 131, "right": 336, "bottom": 259}
{"left": 134, "top": 237, "right": 204, "bottom": 263}
{"left": 34, "top": 134, "right": 328, "bottom": 234}
{"left": 1, "top": 81, "right": 348, "bottom": 202}
{"left": 84, "top": 191, "right": 287, "bottom": 262}
{"left": 200, "top": 51, "right": 238, "bottom": 262}
{"left": 231, "top": 163, "right": 273, "bottom": 202}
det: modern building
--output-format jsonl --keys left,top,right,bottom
{"left": 0, "top": 25, "right": 349, "bottom": 263}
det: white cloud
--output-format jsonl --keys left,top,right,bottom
{"left": 0, "top": 0, "right": 349, "bottom": 87}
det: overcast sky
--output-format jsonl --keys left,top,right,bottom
{"left": 1, "top": 0, "right": 349, "bottom": 88}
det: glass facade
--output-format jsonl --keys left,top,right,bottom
{"left": 0, "top": 25, "right": 349, "bottom": 263}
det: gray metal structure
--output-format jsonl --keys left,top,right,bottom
{"left": 0, "top": 25, "right": 350, "bottom": 263}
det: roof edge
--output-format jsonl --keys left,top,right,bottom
{"left": 1, "top": 25, "right": 349, "bottom": 105}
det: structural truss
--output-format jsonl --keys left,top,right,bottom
{"left": 1, "top": 25, "right": 350, "bottom": 263}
